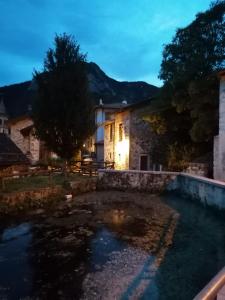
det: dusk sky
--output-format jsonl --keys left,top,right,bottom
{"left": 0, "top": 0, "right": 213, "bottom": 87}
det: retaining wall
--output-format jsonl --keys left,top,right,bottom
{"left": 0, "top": 178, "right": 97, "bottom": 214}
{"left": 174, "top": 173, "right": 225, "bottom": 209}
{"left": 98, "top": 170, "right": 225, "bottom": 210}
{"left": 97, "top": 169, "right": 179, "bottom": 193}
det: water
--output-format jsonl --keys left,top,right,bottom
{"left": 0, "top": 191, "right": 225, "bottom": 299}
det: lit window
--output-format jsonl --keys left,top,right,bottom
{"left": 109, "top": 124, "right": 113, "bottom": 141}
{"left": 119, "top": 123, "right": 123, "bottom": 141}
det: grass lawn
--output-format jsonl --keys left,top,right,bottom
{"left": 2, "top": 173, "right": 86, "bottom": 193}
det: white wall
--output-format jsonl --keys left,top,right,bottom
{"left": 95, "top": 108, "right": 105, "bottom": 142}
{"left": 214, "top": 74, "right": 225, "bottom": 180}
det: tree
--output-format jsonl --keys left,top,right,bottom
{"left": 33, "top": 34, "right": 95, "bottom": 165}
{"left": 144, "top": 0, "right": 225, "bottom": 169}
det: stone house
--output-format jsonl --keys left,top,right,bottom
{"left": 104, "top": 100, "right": 154, "bottom": 170}
{"left": 85, "top": 100, "right": 128, "bottom": 162}
{"left": 7, "top": 115, "right": 43, "bottom": 164}
{"left": 214, "top": 70, "right": 225, "bottom": 180}
{"left": 0, "top": 83, "right": 51, "bottom": 165}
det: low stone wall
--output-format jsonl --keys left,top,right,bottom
{"left": 173, "top": 173, "right": 225, "bottom": 209}
{"left": 98, "top": 170, "right": 225, "bottom": 211}
{"left": 97, "top": 169, "right": 178, "bottom": 193}
{"left": 69, "top": 178, "right": 97, "bottom": 195}
{"left": 0, "top": 178, "right": 97, "bottom": 214}
{"left": 0, "top": 185, "right": 64, "bottom": 213}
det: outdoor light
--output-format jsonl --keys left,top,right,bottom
{"left": 115, "top": 138, "right": 129, "bottom": 168}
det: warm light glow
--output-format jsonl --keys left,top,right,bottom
{"left": 112, "top": 209, "right": 125, "bottom": 225}
{"left": 115, "top": 138, "right": 129, "bottom": 169}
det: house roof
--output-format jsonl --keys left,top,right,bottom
{"left": 95, "top": 102, "right": 129, "bottom": 110}
{"left": 6, "top": 114, "right": 32, "bottom": 125}
{"left": 0, "top": 133, "right": 29, "bottom": 166}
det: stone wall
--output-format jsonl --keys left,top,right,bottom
{"left": 0, "top": 185, "right": 64, "bottom": 213}
{"left": 98, "top": 169, "right": 178, "bottom": 193}
{"left": 97, "top": 170, "right": 225, "bottom": 211}
{"left": 129, "top": 108, "right": 153, "bottom": 170}
{"left": 0, "top": 178, "right": 97, "bottom": 214}
{"left": 69, "top": 177, "right": 97, "bottom": 195}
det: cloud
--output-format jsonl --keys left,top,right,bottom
{"left": 0, "top": 0, "right": 212, "bottom": 87}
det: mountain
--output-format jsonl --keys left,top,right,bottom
{"left": 87, "top": 62, "right": 158, "bottom": 104}
{"left": 0, "top": 62, "right": 159, "bottom": 118}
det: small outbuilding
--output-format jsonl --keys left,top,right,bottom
{"left": 0, "top": 133, "right": 29, "bottom": 168}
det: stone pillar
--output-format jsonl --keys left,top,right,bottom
{"left": 214, "top": 71, "right": 225, "bottom": 180}
{"left": 219, "top": 74, "right": 225, "bottom": 134}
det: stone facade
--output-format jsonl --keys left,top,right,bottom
{"left": 114, "top": 110, "right": 130, "bottom": 170}
{"left": 104, "top": 103, "right": 153, "bottom": 170}
{"left": 214, "top": 71, "right": 225, "bottom": 180}
{"left": 94, "top": 103, "right": 127, "bottom": 162}
{"left": 104, "top": 110, "right": 130, "bottom": 169}
{"left": 104, "top": 122, "right": 115, "bottom": 163}
{"left": 9, "top": 116, "right": 41, "bottom": 164}
{"left": 129, "top": 107, "right": 153, "bottom": 170}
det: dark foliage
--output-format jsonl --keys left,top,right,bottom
{"left": 145, "top": 1, "right": 225, "bottom": 168}
{"left": 33, "top": 34, "right": 95, "bottom": 161}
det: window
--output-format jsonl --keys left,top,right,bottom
{"left": 105, "top": 112, "right": 112, "bottom": 121}
{"left": 119, "top": 123, "right": 123, "bottom": 141}
{"left": 109, "top": 124, "right": 113, "bottom": 142}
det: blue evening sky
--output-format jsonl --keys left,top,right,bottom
{"left": 0, "top": 0, "right": 212, "bottom": 87}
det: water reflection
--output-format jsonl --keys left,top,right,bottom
{"left": 89, "top": 227, "right": 126, "bottom": 271}
{"left": 0, "top": 223, "right": 32, "bottom": 299}
{"left": 0, "top": 191, "right": 224, "bottom": 299}
{"left": 111, "top": 209, "right": 126, "bottom": 225}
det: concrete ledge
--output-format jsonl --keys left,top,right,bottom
{"left": 180, "top": 172, "right": 225, "bottom": 188}
{"left": 175, "top": 174, "right": 225, "bottom": 209}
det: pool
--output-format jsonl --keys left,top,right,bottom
{"left": 0, "top": 191, "right": 224, "bottom": 299}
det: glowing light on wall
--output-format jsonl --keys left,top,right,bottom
{"left": 115, "top": 138, "right": 129, "bottom": 169}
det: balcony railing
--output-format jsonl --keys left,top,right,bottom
{"left": 194, "top": 266, "right": 225, "bottom": 300}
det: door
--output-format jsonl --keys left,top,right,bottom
{"left": 140, "top": 155, "right": 148, "bottom": 170}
